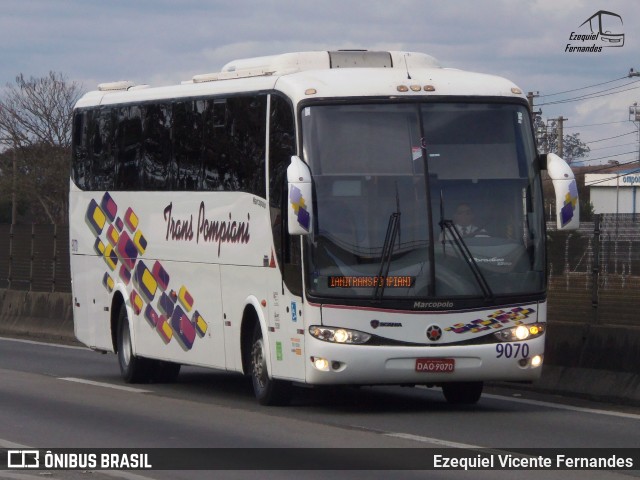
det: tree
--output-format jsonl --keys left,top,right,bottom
{"left": 0, "top": 72, "right": 82, "bottom": 224}
{"left": 538, "top": 118, "right": 590, "bottom": 164}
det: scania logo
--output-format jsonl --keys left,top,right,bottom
{"left": 426, "top": 325, "right": 443, "bottom": 341}
{"left": 370, "top": 320, "right": 402, "bottom": 329}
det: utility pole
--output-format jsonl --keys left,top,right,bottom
{"left": 549, "top": 116, "right": 568, "bottom": 158}
{"left": 630, "top": 103, "right": 640, "bottom": 163}
{"left": 527, "top": 91, "right": 539, "bottom": 119}
{"left": 557, "top": 116, "right": 566, "bottom": 158}
{"left": 628, "top": 69, "right": 639, "bottom": 163}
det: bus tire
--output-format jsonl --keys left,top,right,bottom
{"left": 442, "top": 381, "right": 483, "bottom": 404}
{"left": 117, "top": 304, "right": 152, "bottom": 383}
{"left": 250, "top": 324, "right": 292, "bottom": 406}
{"left": 152, "top": 360, "right": 181, "bottom": 383}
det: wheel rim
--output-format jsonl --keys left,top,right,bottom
{"left": 121, "top": 323, "right": 132, "bottom": 366}
{"left": 251, "top": 338, "right": 267, "bottom": 390}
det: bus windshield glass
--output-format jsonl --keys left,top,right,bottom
{"left": 301, "top": 102, "right": 545, "bottom": 301}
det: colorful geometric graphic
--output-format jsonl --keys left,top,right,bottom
{"left": 103, "top": 244, "right": 118, "bottom": 271}
{"left": 116, "top": 231, "right": 138, "bottom": 271}
{"left": 101, "top": 192, "right": 118, "bottom": 222}
{"left": 171, "top": 305, "right": 196, "bottom": 351}
{"left": 86, "top": 199, "right": 107, "bottom": 236}
{"left": 192, "top": 310, "right": 207, "bottom": 337}
{"left": 289, "top": 185, "right": 310, "bottom": 232}
{"left": 85, "top": 191, "right": 209, "bottom": 351}
{"left": 133, "top": 230, "right": 147, "bottom": 254}
{"left": 130, "top": 290, "right": 144, "bottom": 315}
{"left": 561, "top": 180, "right": 579, "bottom": 227}
{"left": 158, "top": 292, "right": 175, "bottom": 317}
{"left": 445, "top": 307, "right": 535, "bottom": 334}
{"left": 152, "top": 261, "right": 170, "bottom": 291}
{"left": 178, "top": 286, "right": 194, "bottom": 312}
{"left": 134, "top": 261, "right": 158, "bottom": 303}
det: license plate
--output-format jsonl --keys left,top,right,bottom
{"left": 415, "top": 358, "right": 455, "bottom": 373}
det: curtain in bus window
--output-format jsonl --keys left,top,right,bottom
{"left": 202, "top": 95, "right": 267, "bottom": 197}
{"left": 173, "top": 100, "right": 204, "bottom": 190}
{"left": 115, "top": 106, "right": 143, "bottom": 190}
{"left": 202, "top": 99, "right": 225, "bottom": 191}
{"left": 227, "top": 95, "right": 267, "bottom": 197}
{"left": 142, "top": 104, "right": 172, "bottom": 190}
{"left": 72, "top": 110, "right": 91, "bottom": 190}
{"left": 92, "top": 108, "right": 115, "bottom": 191}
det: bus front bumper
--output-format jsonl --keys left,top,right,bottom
{"left": 303, "top": 335, "right": 545, "bottom": 385}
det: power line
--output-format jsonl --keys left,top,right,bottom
{"left": 588, "top": 141, "right": 639, "bottom": 152}
{"left": 565, "top": 120, "right": 629, "bottom": 129}
{"left": 582, "top": 131, "right": 637, "bottom": 145}
{"left": 582, "top": 150, "right": 638, "bottom": 163}
{"left": 537, "top": 82, "right": 640, "bottom": 106}
{"left": 542, "top": 75, "right": 628, "bottom": 97}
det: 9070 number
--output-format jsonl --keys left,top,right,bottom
{"left": 496, "top": 343, "right": 529, "bottom": 359}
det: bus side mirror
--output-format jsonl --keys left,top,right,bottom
{"left": 286, "top": 155, "right": 313, "bottom": 235}
{"left": 545, "top": 153, "right": 580, "bottom": 230}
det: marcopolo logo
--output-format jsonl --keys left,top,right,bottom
{"left": 566, "top": 10, "right": 624, "bottom": 53}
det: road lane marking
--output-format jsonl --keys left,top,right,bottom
{"left": 383, "top": 432, "right": 483, "bottom": 449}
{"left": 0, "top": 336, "right": 88, "bottom": 350}
{"left": 0, "top": 438, "right": 30, "bottom": 448}
{"left": 482, "top": 393, "right": 640, "bottom": 421}
{"left": 59, "top": 377, "right": 151, "bottom": 393}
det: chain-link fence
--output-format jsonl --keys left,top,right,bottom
{"left": 0, "top": 224, "right": 71, "bottom": 292}
{"left": 547, "top": 214, "right": 640, "bottom": 326}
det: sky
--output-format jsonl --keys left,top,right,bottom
{"left": 1, "top": 0, "right": 639, "bottom": 167}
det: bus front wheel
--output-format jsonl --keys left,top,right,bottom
{"left": 442, "top": 381, "right": 483, "bottom": 404}
{"left": 250, "top": 324, "right": 292, "bottom": 406}
{"left": 117, "top": 305, "right": 152, "bottom": 383}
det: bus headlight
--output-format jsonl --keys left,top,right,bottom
{"left": 310, "top": 326, "right": 371, "bottom": 345}
{"left": 494, "top": 323, "right": 545, "bottom": 342}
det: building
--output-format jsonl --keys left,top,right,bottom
{"left": 585, "top": 169, "right": 640, "bottom": 214}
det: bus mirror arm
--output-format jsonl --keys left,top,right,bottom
{"left": 537, "top": 153, "right": 547, "bottom": 170}
{"left": 546, "top": 153, "right": 580, "bottom": 230}
{"left": 286, "top": 155, "right": 313, "bottom": 236}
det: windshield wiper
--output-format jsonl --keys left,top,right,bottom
{"left": 439, "top": 193, "right": 494, "bottom": 301}
{"left": 373, "top": 183, "right": 401, "bottom": 301}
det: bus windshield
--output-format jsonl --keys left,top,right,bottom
{"left": 301, "top": 102, "right": 545, "bottom": 302}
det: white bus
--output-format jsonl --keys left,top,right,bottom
{"left": 69, "top": 50, "right": 579, "bottom": 405}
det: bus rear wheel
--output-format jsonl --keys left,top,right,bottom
{"left": 250, "top": 324, "right": 292, "bottom": 406}
{"left": 117, "top": 305, "right": 153, "bottom": 383}
{"left": 442, "top": 381, "right": 483, "bottom": 404}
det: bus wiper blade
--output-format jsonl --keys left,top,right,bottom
{"left": 439, "top": 218, "right": 494, "bottom": 301}
{"left": 373, "top": 211, "right": 400, "bottom": 301}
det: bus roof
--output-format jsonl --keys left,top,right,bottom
{"left": 75, "top": 50, "right": 526, "bottom": 109}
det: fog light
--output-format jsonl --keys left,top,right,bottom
{"left": 531, "top": 355, "right": 543, "bottom": 368}
{"left": 313, "top": 357, "right": 330, "bottom": 371}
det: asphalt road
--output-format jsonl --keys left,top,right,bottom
{"left": 1, "top": 336, "right": 639, "bottom": 480}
